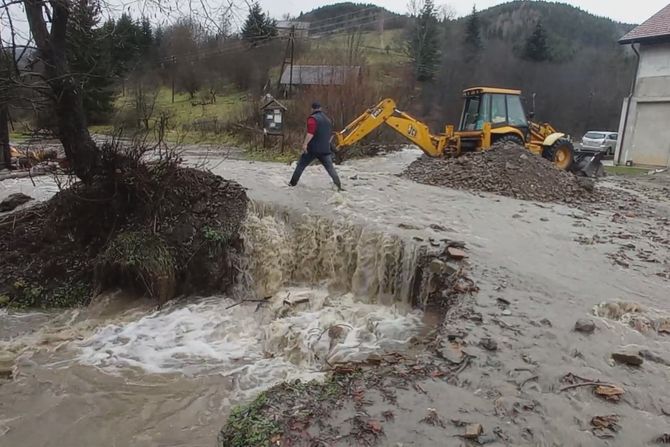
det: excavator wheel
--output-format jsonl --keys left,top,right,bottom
{"left": 495, "top": 134, "right": 524, "bottom": 146}
{"left": 542, "top": 138, "right": 575, "bottom": 171}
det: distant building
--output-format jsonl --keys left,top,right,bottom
{"left": 616, "top": 4, "right": 670, "bottom": 167}
{"left": 279, "top": 65, "right": 361, "bottom": 90}
{"left": 277, "top": 21, "right": 310, "bottom": 38}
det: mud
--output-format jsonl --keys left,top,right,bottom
{"left": 1, "top": 148, "right": 670, "bottom": 446}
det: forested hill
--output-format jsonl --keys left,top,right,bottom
{"left": 297, "top": 2, "right": 408, "bottom": 30}
{"left": 472, "top": 1, "right": 636, "bottom": 60}
{"left": 426, "top": 1, "right": 638, "bottom": 136}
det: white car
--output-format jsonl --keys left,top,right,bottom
{"left": 581, "top": 131, "right": 618, "bottom": 156}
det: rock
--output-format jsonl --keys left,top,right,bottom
{"left": 577, "top": 177, "right": 596, "bottom": 193}
{"left": 540, "top": 217, "right": 549, "bottom": 222}
{"left": 464, "top": 424, "right": 484, "bottom": 439}
{"left": 479, "top": 337, "right": 498, "bottom": 351}
{"left": 0, "top": 193, "right": 33, "bottom": 212}
{"left": 612, "top": 351, "right": 643, "bottom": 367}
{"left": 447, "top": 247, "right": 467, "bottom": 260}
{"left": 540, "top": 318, "right": 552, "bottom": 327}
{"left": 477, "top": 435, "right": 497, "bottom": 444}
{"left": 0, "top": 358, "right": 13, "bottom": 380}
{"left": 401, "top": 142, "right": 600, "bottom": 203}
{"left": 440, "top": 340, "right": 465, "bottom": 364}
{"left": 657, "top": 319, "right": 670, "bottom": 334}
{"left": 0, "top": 367, "right": 11, "bottom": 380}
{"left": 574, "top": 318, "right": 596, "bottom": 334}
{"left": 429, "top": 259, "right": 446, "bottom": 274}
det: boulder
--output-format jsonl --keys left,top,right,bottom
{"left": 0, "top": 193, "right": 33, "bottom": 212}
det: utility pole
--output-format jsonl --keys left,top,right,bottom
{"left": 171, "top": 56, "right": 176, "bottom": 104}
{"left": 289, "top": 26, "right": 295, "bottom": 97}
{"left": 277, "top": 26, "right": 296, "bottom": 98}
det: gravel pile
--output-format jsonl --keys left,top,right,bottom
{"left": 401, "top": 141, "right": 595, "bottom": 203}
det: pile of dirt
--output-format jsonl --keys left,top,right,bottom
{"left": 401, "top": 141, "right": 595, "bottom": 203}
{"left": 0, "top": 146, "right": 248, "bottom": 308}
{"left": 334, "top": 144, "right": 405, "bottom": 164}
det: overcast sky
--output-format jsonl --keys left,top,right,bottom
{"left": 258, "top": 0, "right": 668, "bottom": 24}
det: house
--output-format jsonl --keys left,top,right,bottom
{"left": 279, "top": 65, "right": 361, "bottom": 90}
{"left": 616, "top": 4, "right": 670, "bottom": 167}
{"left": 277, "top": 21, "right": 310, "bottom": 38}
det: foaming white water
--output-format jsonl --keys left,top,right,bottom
{"left": 77, "top": 287, "right": 423, "bottom": 394}
{"left": 239, "top": 203, "right": 422, "bottom": 304}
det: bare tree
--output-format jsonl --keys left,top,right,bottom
{"left": 0, "top": 47, "right": 10, "bottom": 170}
{"left": 22, "top": 0, "right": 100, "bottom": 181}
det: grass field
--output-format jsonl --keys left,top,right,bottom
{"left": 604, "top": 165, "right": 650, "bottom": 176}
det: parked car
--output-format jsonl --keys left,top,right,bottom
{"left": 581, "top": 131, "right": 618, "bottom": 155}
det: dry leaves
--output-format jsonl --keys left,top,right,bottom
{"left": 366, "top": 419, "right": 383, "bottom": 434}
{"left": 591, "top": 415, "right": 620, "bottom": 438}
{"left": 594, "top": 385, "right": 625, "bottom": 402}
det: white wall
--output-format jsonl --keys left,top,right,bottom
{"left": 638, "top": 43, "right": 670, "bottom": 79}
{"left": 617, "top": 42, "right": 670, "bottom": 166}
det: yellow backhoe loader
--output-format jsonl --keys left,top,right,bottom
{"left": 334, "top": 87, "right": 603, "bottom": 176}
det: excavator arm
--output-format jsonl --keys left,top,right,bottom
{"left": 333, "top": 98, "right": 450, "bottom": 157}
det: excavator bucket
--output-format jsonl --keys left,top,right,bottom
{"left": 572, "top": 150, "right": 605, "bottom": 178}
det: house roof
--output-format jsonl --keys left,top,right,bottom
{"left": 276, "top": 21, "right": 310, "bottom": 30}
{"left": 620, "top": 3, "right": 670, "bottom": 44}
{"left": 260, "top": 95, "right": 287, "bottom": 110}
{"left": 280, "top": 65, "right": 361, "bottom": 86}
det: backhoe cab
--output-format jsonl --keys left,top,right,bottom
{"left": 458, "top": 87, "right": 575, "bottom": 171}
{"left": 334, "top": 86, "right": 603, "bottom": 175}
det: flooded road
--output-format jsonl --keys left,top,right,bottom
{"left": 2, "top": 149, "right": 670, "bottom": 446}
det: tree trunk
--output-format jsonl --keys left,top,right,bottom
{"left": 24, "top": 0, "right": 100, "bottom": 182}
{"left": 0, "top": 102, "right": 10, "bottom": 170}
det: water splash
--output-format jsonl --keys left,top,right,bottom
{"left": 239, "top": 202, "right": 423, "bottom": 304}
{"left": 77, "top": 287, "right": 423, "bottom": 396}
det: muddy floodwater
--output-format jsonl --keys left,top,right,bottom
{"left": 1, "top": 149, "right": 670, "bottom": 446}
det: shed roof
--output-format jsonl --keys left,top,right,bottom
{"left": 280, "top": 65, "right": 361, "bottom": 86}
{"left": 620, "top": 3, "right": 670, "bottom": 44}
{"left": 276, "top": 21, "right": 311, "bottom": 30}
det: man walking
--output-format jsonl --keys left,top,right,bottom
{"left": 289, "top": 102, "right": 343, "bottom": 191}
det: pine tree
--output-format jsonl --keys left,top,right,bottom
{"left": 406, "top": 0, "right": 440, "bottom": 82}
{"left": 67, "top": 0, "right": 114, "bottom": 124}
{"left": 524, "top": 21, "right": 551, "bottom": 62}
{"left": 241, "top": 2, "right": 277, "bottom": 43}
{"left": 463, "top": 5, "right": 482, "bottom": 57}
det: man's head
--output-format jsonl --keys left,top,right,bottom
{"left": 311, "top": 101, "right": 321, "bottom": 112}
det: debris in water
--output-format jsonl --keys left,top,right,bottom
{"left": 464, "top": 423, "right": 484, "bottom": 439}
{"left": 575, "top": 318, "right": 596, "bottom": 334}
{"left": 420, "top": 408, "right": 446, "bottom": 428}
{"left": 611, "top": 351, "right": 644, "bottom": 367}
{"left": 366, "top": 419, "right": 383, "bottom": 434}
{"left": 595, "top": 385, "right": 625, "bottom": 402}
{"left": 0, "top": 192, "right": 33, "bottom": 212}
{"left": 479, "top": 337, "right": 498, "bottom": 351}
{"left": 560, "top": 373, "right": 624, "bottom": 401}
{"left": 591, "top": 414, "right": 620, "bottom": 438}
{"left": 447, "top": 247, "right": 468, "bottom": 260}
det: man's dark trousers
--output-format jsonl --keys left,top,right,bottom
{"left": 289, "top": 152, "right": 342, "bottom": 189}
